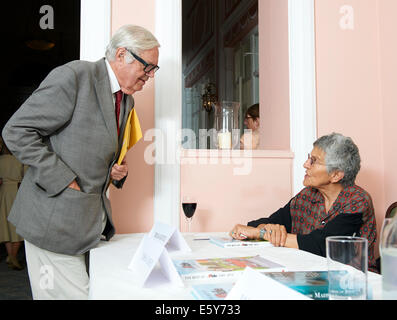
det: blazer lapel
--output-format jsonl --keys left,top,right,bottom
{"left": 94, "top": 59, "right": 118, "bottom": 150}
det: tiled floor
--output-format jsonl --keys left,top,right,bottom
{"left": 0, "top": 243, "right": 32, "bottom": 300}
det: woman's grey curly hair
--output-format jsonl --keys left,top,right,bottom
{"left": 313, "top": 133, "right": 361, "bottom": 187}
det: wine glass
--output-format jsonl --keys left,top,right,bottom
{"left": 182, "top": 196, "right": 197, "bottom": 233}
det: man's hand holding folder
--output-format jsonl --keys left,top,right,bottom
{"left": 110, "top": 108, "right": 143, "bottom": 188}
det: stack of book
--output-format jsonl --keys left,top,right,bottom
{"left": 209, "top": 236, "right": 273, "bottom": 248}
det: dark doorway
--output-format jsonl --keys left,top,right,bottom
{"left": 1, "top": 0, "right": 81, "bottom": 132}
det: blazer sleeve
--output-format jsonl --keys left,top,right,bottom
{"left": 2, "top": 65, "right": 78, "bottom": 197}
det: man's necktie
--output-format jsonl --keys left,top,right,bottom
{"left": 115, "top": 90, "right": 123, "bottom": 136}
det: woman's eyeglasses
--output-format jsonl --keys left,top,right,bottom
{"left": 307, "top": 153, "right": 325, "bottom": 166}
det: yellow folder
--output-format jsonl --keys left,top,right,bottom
{"left": 117, "top": 108, "right": 142, "bottom": 165}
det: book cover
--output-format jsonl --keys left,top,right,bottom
{"left": 209, "top": 236, "right": 272, "bottom": 248}
{"left": 173, "top": 255, "right": 284, "bottom": 282}
{"left": 191, "top": 283, "right": 235, "bottom": 300}
{"left": 262, "top": 271, "right": 329, "bottom": 300}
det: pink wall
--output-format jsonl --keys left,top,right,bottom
{"left": 377, "top": 0, "right": 397, "bottom": 211}
{"left": 109, "top": 0, "right": 156, "bottom": 233}
{"left": 315, "top": 0, "right": 397, "bottom": 256}
{"left": 258, "top": 0, "right": 290, "bottom": 150}
{"left": 180, "top": 150, "right": 293, "bottom": 232}
{"left": 108, "top": 1, "right": 396, "bottom": 250}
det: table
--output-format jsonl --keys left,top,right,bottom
{"left": 88, "top": 232, "right": 382, "bottom": 300}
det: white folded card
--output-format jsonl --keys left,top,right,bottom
{"left": 128, "top": 234, "right": 185, "bottom": 288}
{"left": 127, "top": 222, "right": 190, "bottom": 288}
{"left": 226, "top": 267, "right": 311, "bottom": 300}
{"left": 148, "top": 221, "right": 191, "bottom": 253}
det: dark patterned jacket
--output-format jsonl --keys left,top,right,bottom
{"left": 248, "top": 185, "right": 378, "bottom": 273}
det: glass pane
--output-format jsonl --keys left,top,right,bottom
{"left": 182, "top": 0, "right": 259, "bottom": 149}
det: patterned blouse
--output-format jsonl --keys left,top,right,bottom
{"left": 248, "top": 185, "right": 378, "bottom": 273}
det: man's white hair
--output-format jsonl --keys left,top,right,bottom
{"left": 105, "top": 25, "right": 160, "bottom": 62}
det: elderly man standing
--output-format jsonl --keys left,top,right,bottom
{"left": 2, "top": 25, "right": 160, "bottom": 299}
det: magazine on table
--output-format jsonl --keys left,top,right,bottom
{"left": 261, "top": 271, "right": 329, "bottom": 300}
{"left": 209, "top": 236, "right": 273, "bottom": 248}
{"left": 172, "top": 255, "right": 285, "bottom": 283}
{"left": 190, "top": 282, "right": 235, "bottom": 300}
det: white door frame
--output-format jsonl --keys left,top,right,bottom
{"left": 288, "top": 0, "right": 318, "bottom": 196}
{"left": 80, "top": 0, "right": 111, "bottom": 61}
{"left": 153, "top": 0, "right": 183, "bottom": 227}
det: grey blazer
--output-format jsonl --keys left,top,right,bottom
{"left": 2, "top": 58, "right": 133, "bottom": 255}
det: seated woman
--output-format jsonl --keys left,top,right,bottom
{"left": 230, "top": 133, "right": 378, "bottom": 272}
{"left": 240, "top": 104, "right": 260, "bottom": 150}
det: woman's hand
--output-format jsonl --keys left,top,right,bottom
{"left": 259, "top": 224, "right": 288, "bottom": 247}
{"left": 229, "top": 224, "right": 259, "bottom": 240}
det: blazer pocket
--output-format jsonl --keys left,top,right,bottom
{"left": 46, "top": 187, "right": 102, "bottom": 253}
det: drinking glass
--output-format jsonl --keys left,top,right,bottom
{"left": 326, "top": 236, "right": 368, "bottom": 300}
{"left": 379, "top": 217, "right": 397, "bottom": 300}
{"left": 182, "top": 196, "right": 197, "bottom": 233}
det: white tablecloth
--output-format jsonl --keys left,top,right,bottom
{"left": 88, "top": 232, "right": 382, "bottom": 300}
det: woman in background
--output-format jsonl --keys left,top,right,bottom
{"left": 0, "top": 137, "right": 26, "bottom": 270}
{"left": 240, "top": 103, "right": 260, "bottom": 150}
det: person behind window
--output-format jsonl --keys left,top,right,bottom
{"left": 230, "top": 132, "right": 378, "bottom": 273}
{"left": 240, "top": 103, "right": 260, "bottom": 150}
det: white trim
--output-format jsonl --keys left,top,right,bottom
{"left": 288, "top": 0, "right": 318, "bottom": 196}
{"left": 154, "top": 0, "right": 182, "bottom": 228}
{"left": 80, "top": 0, "right": 111, "bottom": 61}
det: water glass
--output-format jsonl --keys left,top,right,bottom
{"left": 326, "top": 236, "right": 368, "bottom": 300}
{"left": 379, "top": 216, "right": 397, "bottom": 300}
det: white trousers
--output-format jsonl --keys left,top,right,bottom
{"left": 24, "top": 240, "right": 89, "bottom": 300}
{"left": 24, "top": 211, "right": 107, "bottom": 300}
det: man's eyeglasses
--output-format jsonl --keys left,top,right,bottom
{"left": 125, "top": 48, "right": 160, "bottom": 74}
{"left": 307, "top": 153, "right": 325, "bottom": 166}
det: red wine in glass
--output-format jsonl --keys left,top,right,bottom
{"left": 182, "top": 203, "right": 197, "bottom": 218}
{"left": 182, "top": 197, "right": 197, "bottom": 232}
